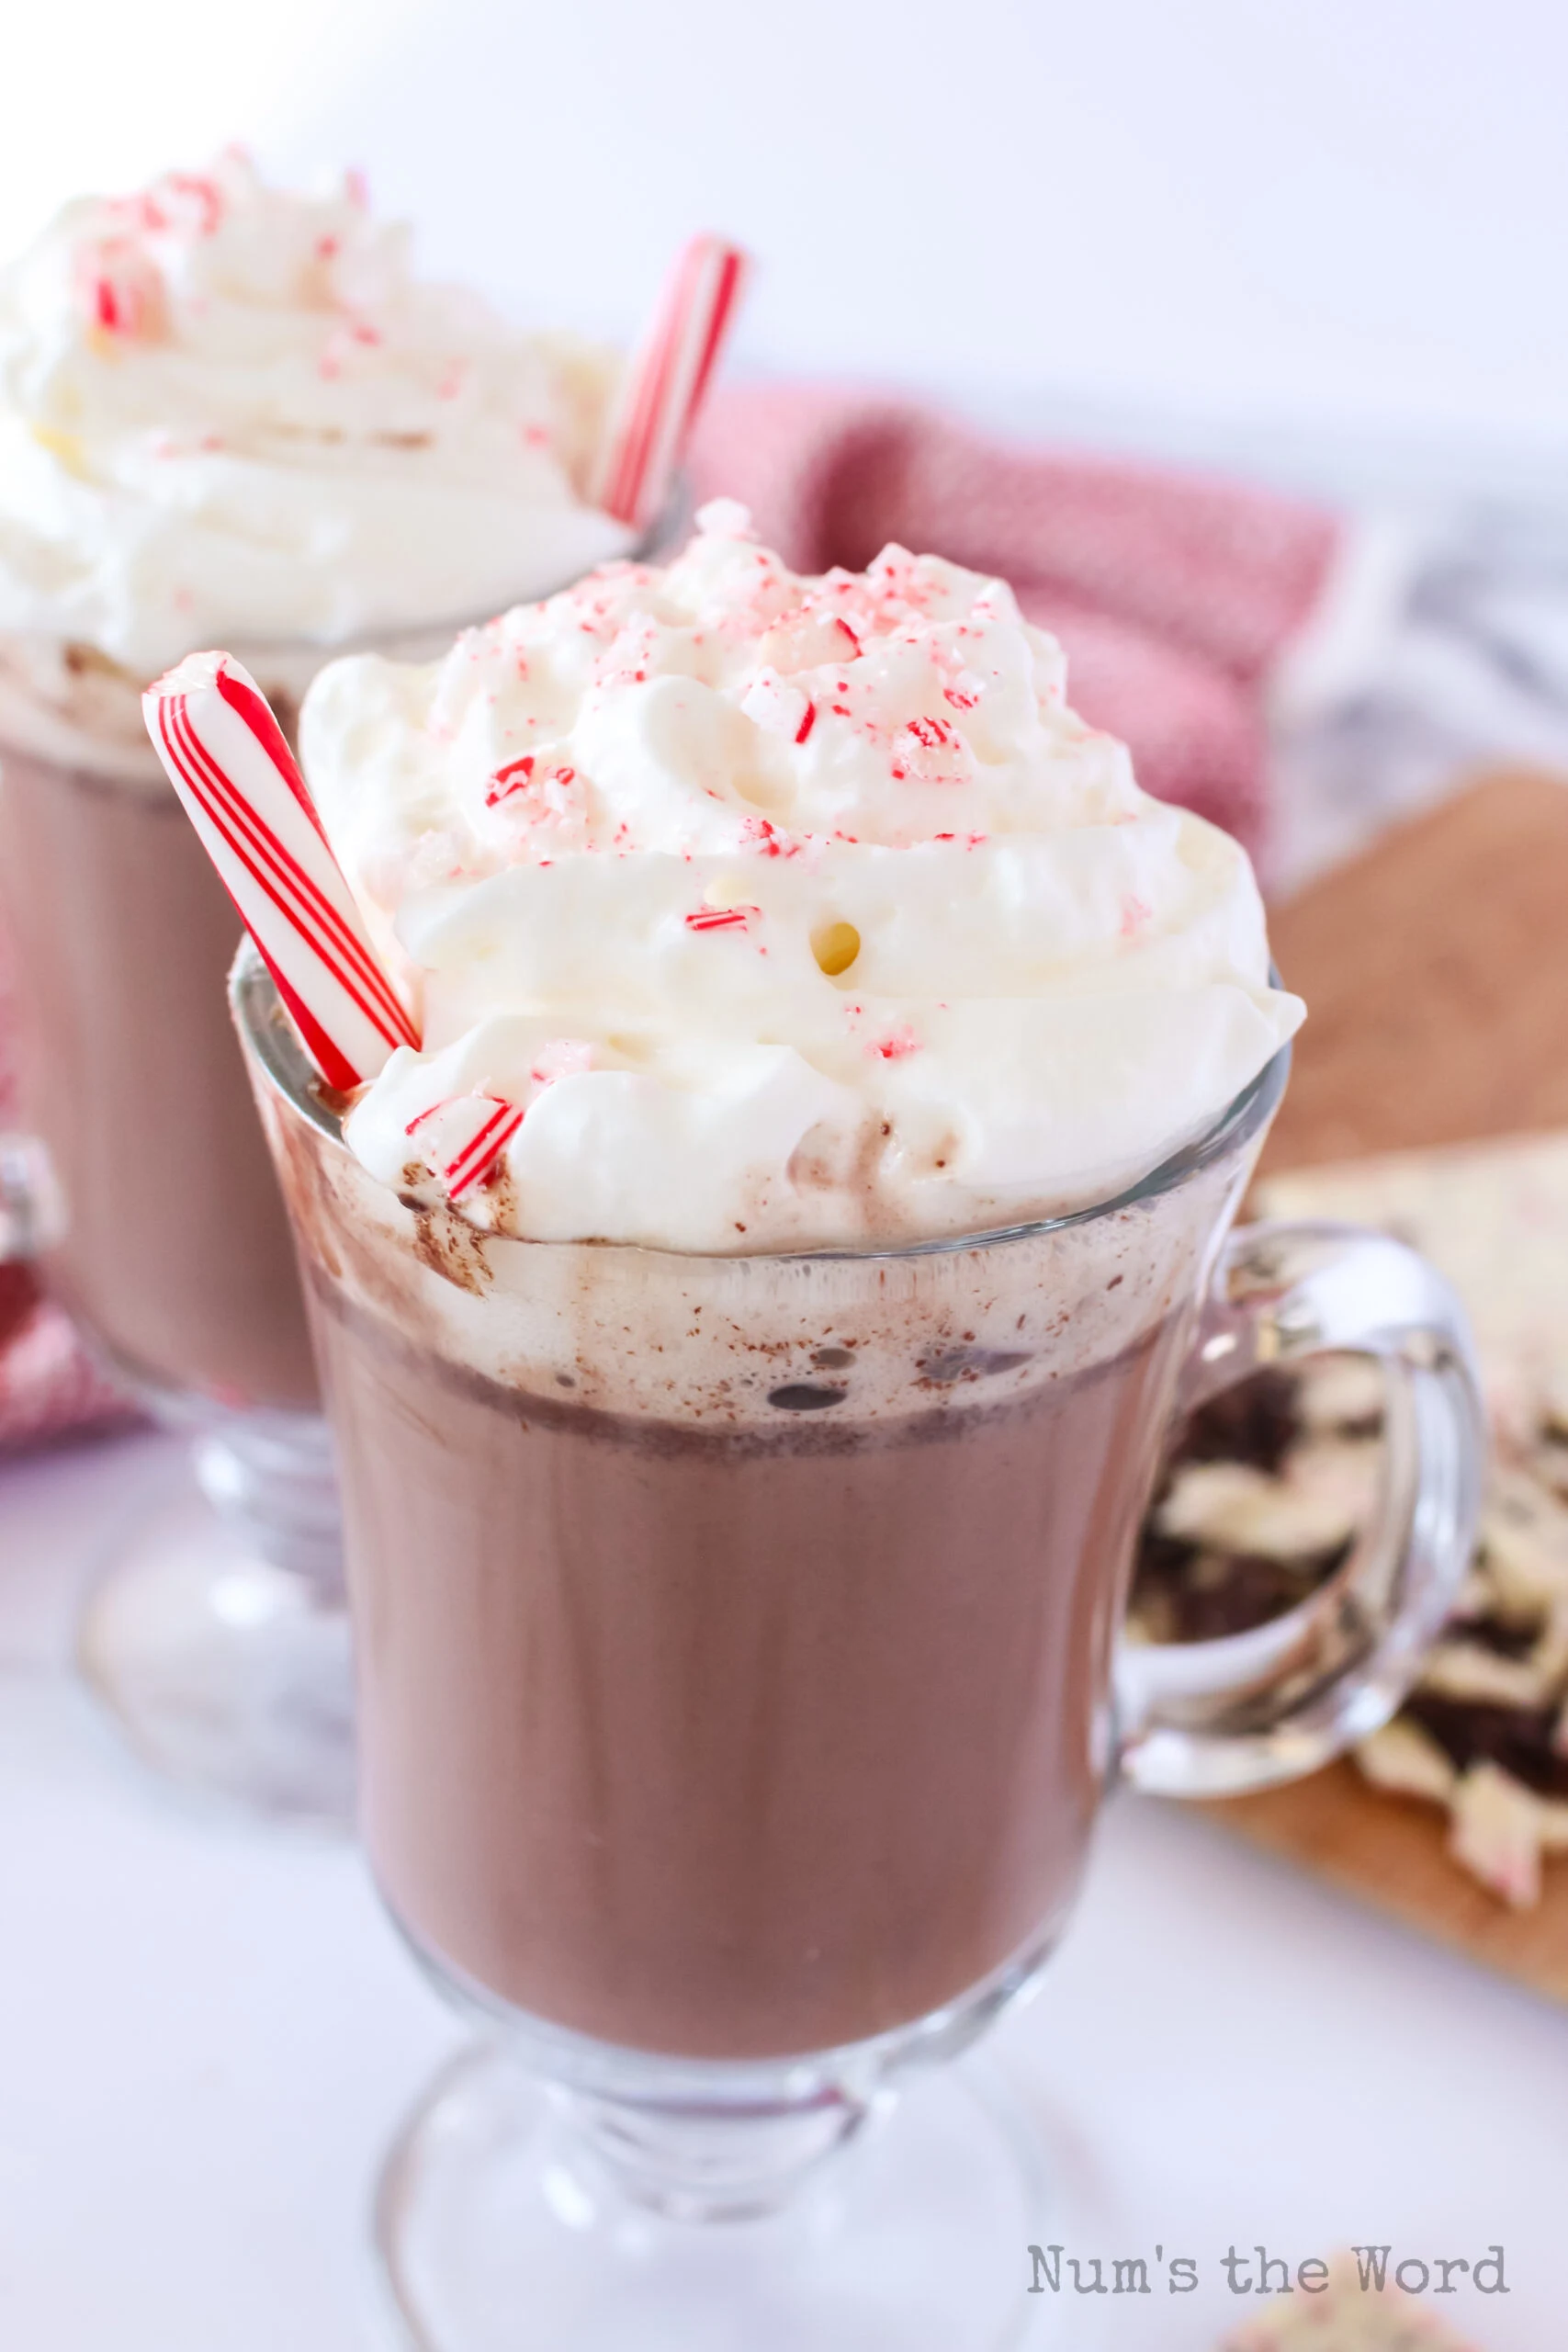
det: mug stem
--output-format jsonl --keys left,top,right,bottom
{"left": 373, "top": 2041, "right": 1055, "bottom": 2352}
{"left": 76, "top": 1404, "right": 355, "bottom": 1824}
{"left": 192, "top": 1408, "right": 344, "bottom": 1600}
{"left": 553, "top": 2081, "right": 872, "bottom": 2222}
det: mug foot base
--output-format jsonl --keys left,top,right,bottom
{"left": 377, "top": 2041, "right": 1072, "bottom": 2351}
{"left": 77, "top": 1485, "right": 354, "bottom": 1827}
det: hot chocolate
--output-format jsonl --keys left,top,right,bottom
{"left": 0, "top": 729, "right": 315, "bottom": 1407}
{"left": 245, "top": 501, "right": 1304, "bottom": 2050}
{"left": 308, "top": 1245, "right": 1191, "bottom": 2058}
{"left": 250, "top": 981, "right": 1269, "bottom": 2059}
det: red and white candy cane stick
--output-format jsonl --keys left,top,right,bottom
{"left": 593, "top": 233, "right": 749, "bottom": 533}
{"left": 142, "top": 652, "right": 420, "bottom": 1090}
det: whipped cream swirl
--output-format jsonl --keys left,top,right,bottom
{"left": 301, "top": 501, "right": 1303, "bottom": 1252}
{"left": 0, "top": 152, "right": 633, "bottom": 678}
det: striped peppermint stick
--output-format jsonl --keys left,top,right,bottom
{"left": 142, "top": 651, "right": 420, "bottom": 1090}
{"left": 593, "top": 233, "right": 749, "bottom": 532}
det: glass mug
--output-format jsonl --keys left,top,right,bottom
{"left": 0, "top": 636, "right": 349, "bottom": 1821}
{"left": 0, "top": 551, "right": 673, "bottom": 1823}
{"left": 236, "top": 944, "right": 1482, "bottom": 2351}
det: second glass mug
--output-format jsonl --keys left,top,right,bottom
{"left": 0, "top": 635, "right": 348, "bottom": 1820}
{"left": 236, "top": 946, "right": 1483, "bottom": 2352}
{"left": 0, "top": 537, "right": 674, "bottom": 1823}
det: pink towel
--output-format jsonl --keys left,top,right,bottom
{"left": 0, "top": 387, "right": 1339, "bottom": 1455}
{"left": 0, "top": 957, "right": 134, "bottom": 1455}
{"left": 0, "top": 1263, "right": 132, "bottom": 1455}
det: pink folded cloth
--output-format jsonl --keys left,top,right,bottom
{"left": 0, "top": 1048, "right": 135, "bottom": 1448}
{"left": 0, "top": 387, "right": 1340, "bottom": 1456}
{"left": 0, "top": 960, "right": 135, "bottom": 1456}
{"left": 690, "top": 384, "right": 1339, "bottom": 856}
{"left": 0, "top": 1263, "right": 132, "bottom": 1455}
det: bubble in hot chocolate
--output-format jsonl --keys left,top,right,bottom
{"left": 299, "top": 501, "right": 1303, "bottom": 1251}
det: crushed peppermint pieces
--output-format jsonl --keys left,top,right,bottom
{"left": 869, "top": 1026, "right": 920, "bottom": 1061}
{"left": 74, "top": 238, "right": 168, "bottom": 343}
{"left": 527, "top": 1038, "right": 593, "bottom": 1087}
{"left": 684, "top": 903, "right": 760, "bottom": 933}
{"left": 485, "top": 754, "right": 536, "bottom": 806}
{"left": 889, "top": 713, "right": 972, "bottom": 786}
{"left": 403, "top": 1046, "right": 593, "bottom": 1202}
{"left": 405, "top": 1094, "right": 523, "bottom": 1200}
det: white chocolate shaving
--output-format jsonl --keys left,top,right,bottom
{"left": 1449, "top": 1763, "right": 1544, "bottom": 1909}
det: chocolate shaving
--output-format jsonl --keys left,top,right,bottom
{"left": 1174, "top": 1365, "right": 1302, "bottom": 1476}
{"left": 1404, "top": 1694, "right": 1568, "bottom": 1801}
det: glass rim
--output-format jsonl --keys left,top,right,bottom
{"left": 231, "top": 943, "right": 1292, "bottom": 1266}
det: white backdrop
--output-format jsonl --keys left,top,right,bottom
{"left": 6, "top": 1, "right": 1568, "bottom": 473}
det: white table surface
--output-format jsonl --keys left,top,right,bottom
{"left": 2, "top": 1427, "right": 1564, "bottom": 2350}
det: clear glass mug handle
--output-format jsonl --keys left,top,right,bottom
{"left": 1115, "top": 1219, "right": 1485, "bottom": 1798}
{"left": 0, "top": 1131, "right": 66, "bottom": 1261}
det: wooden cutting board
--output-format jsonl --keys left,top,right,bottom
{"left": 1204, "top": 766, "right": 1568, "bottom": 2001}
{"left": 1258, "top": 765, "right": 1568, "bottom": 1174}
